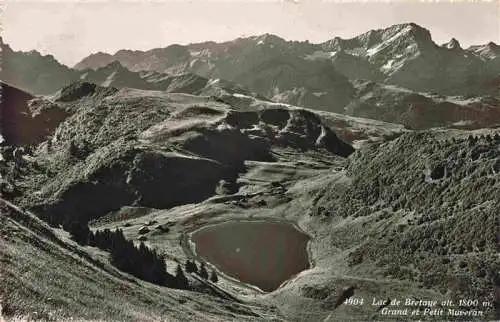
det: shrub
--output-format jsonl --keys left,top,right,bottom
{"left": 199, "top": 262, "right": 209, "bottom": 279}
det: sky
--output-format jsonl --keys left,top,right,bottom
{"left": 2, "top": 0, "right": 499, "bottom": 67}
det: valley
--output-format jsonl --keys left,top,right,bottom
{"left": 0, "top": 21, "right": 499, "bottom": 321}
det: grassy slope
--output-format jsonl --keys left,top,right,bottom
{"left": 313, "top": 131, "right": 499, "bottom": 318}
{"left": 0, "top": 199, "right": 281, "bottom": 321}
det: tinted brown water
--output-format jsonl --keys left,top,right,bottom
{"left": 190, "top": 220, "right": 310, "bottom": 292}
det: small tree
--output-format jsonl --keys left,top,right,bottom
{"left": 199, "top": 262, "right": 209, "bottom": 279}
{"left": 209, "top": 269, "right": 219, "bottom": 283}
{"left": 66, "top": 221, "right": 90, "bottom": 245}
{"left": 185, "top": 260, "right": 197, "bottom": 274}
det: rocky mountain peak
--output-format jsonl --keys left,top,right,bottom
{"left": 382, "top": 23, "right": 433, "bottom": 45}
{"left": 485, "top": 41, "right": 500, "bottom": 55}
{"left": 54, "top": 81, "right": 118, "bottom": 102}
{"left": 443, "top": 38, "right": 462, "bottom": 50}
{"left": 253, "top": 33, "right": 286, "bottom": 46}
{"left": 467, "top": 41, "right": 500, "bottom": 59}
{"left": 487, "top": 41, "right": 500, "bottom": 49}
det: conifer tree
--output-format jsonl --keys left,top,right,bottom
{"left": 199, "top": 262, "right": 209, "bottom": 279}
{"left": 175, "top": 264, "right": 189, "bottom": 289}
{"left": 66, "top": 221, "right": 90, "bottom": 245}
{"left": 185, "top": 260, "right": 198, "bottom": 274}
{"left": 209, "top": 269, "right": 219, "bottom": 283}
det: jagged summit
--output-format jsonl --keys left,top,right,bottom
{"left": 322, "top": 23, "right": 434, "bottom": 52}
{"left": 442, "top": 38, "right": 462, "bottom": 50}
{"left": 486, "top": 41, "right": 500, "bottom": 51}
{"left": 467, "top": 41, "right": 500, "bottom": 59}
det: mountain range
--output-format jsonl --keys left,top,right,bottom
{"left": 2, "top": 23, "right": 499, "bottom": 130}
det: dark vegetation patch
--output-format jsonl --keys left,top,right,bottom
{"left": 65, "top": 222, "right": 221, "bottom": 291}
{"left": 66, "top": 223, "right": 189, "bottom": 289}
{"left": 174, "top": 105, "right": 225, "bottom": 118}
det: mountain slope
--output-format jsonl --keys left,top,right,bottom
{"left": 0, "top": 82, "right": 69, "bottom": 146}
{"left": 0, "top": 41, "right": 79, "bottom": 95}
{"left": 12, "top": 82, "right": 353, "bottom": 225}
{"left": 73, "top": 51, "right": 117, "bottom": 70}
{"left": 0, "top": 198, "right": 280, "bottom": 321}
{"left": 72, "top": 35, "right": 354, "bottom": 111}
{"left": 78, "top": 61, "right": 156, "bottom": 90}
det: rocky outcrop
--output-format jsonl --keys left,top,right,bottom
{"left": 0, "top": 82, "right": 69, "bottom": 146}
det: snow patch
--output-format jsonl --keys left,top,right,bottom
{"left": 381, "top": 59, "right": 395, "bottom": 71}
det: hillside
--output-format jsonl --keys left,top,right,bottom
{"left": 10, "top": 82, "right": 353, "bottom": 224}
{"left": 346, "top": 81, "right": 500, "bottom": 130}
{"left": 0, "top": 41, "right": 79, "bottom": 95}
{"left": 0, "top": 82, "right": 68, "bottom": 146}
{"left": 0, "top": 198, "right": 281, "bottom": 321}
{"left": 1, "top": 81, "right": 498, "bottom": 321}
{"left": 315, "top": 132, "right": 500, "bottom": 300}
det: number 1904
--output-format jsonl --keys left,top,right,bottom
{"left": 344, "top": 297, "right": 364, "bottom": 305}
